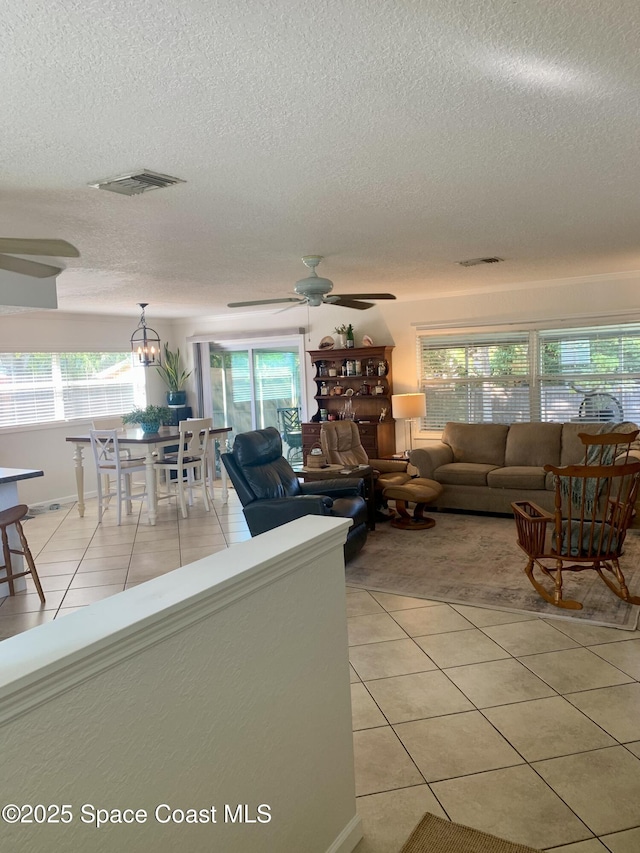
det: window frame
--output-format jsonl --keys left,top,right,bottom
{"left": 0, "top": 350, "right": 146, "bottom": 430}
{"left": 417, "top": 321, "right": 640, "bottom": 435}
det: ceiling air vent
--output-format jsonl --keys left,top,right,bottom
{"left": 458, "top": 256, "right": 504, "bottom": 267}
{"left": 88, "top": 170, "right": 186, "bottom": 196}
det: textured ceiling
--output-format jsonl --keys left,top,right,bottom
{"left": 1, "top": 0, "right": 640, "bottom": 318}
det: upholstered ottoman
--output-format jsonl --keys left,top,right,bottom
{"left": 383, "top": 477, "right": 443, "bottom": 530}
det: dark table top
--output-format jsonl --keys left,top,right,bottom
{"left": 0, "top": 468, "right": 44, "bottom": 485}
{"left": 66, "top": 426, "right": 231, "bottom": 444}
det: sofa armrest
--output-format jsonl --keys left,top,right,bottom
{"left": 368, "top": 459, "right": 408, "bottom": 475}
{"left": 409, "top": 444, "right": 453, "bottom": 479}
{"left": 244, "top": 495, "right": 333, "bottom": 536}
{"left": 301, "top": 478, "right": 364, "bottom": 498}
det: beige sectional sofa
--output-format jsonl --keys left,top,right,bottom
{"left": 409, "top": 421, "right": 639, "bottom": 515}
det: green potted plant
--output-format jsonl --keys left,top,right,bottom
{"left": 156, "top": 343, "right": 192, "bottom": 406}
{"left": 122, "top": 405, "right": 171, "bottom": 434}
{"left": 334, "top": 324, "right": 348, "bottom": 348}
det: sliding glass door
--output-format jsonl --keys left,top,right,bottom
{"left": 202, "top": 335, "right": 306, "bottom": 458}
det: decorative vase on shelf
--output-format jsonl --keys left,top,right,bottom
{"left": 346, "top": 324, "right": 355, "bottom": 348}
{"left": 335, "top": 333, "right": 346, "bottom": 348}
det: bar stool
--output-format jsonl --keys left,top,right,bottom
{"left": 0, "top": 504, "right": 45, "bottom": 602}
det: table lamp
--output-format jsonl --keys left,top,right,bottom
{"left": 391, "top": 393, "right": 426, "bottom": 456}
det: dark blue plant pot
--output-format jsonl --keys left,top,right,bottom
{"left": 140, "top": 422, "right": 160, "bottom": 434}
{"left": 167, "top": 391, "right": 187, "bottom": 406}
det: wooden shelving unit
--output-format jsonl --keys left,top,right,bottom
{"left": 302, "top": 345, "right": 396, "bottom": 459}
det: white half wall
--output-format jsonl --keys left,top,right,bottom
{"left": 0, "top": 516, "right": 362, "bottom": 853}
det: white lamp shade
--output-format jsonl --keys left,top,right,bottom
{"left": 391, "top": 393, "right": 426, "bottom": 419}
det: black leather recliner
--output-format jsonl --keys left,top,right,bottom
{"left": 221, "top": 427, "right": 368, "bottom": 562}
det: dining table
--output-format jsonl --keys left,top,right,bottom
{"left": 65, "top": 426, "right": 232, "bottom": 525}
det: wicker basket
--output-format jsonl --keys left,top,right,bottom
{"left": 306, "top": 442, "right": 327, "bottom": 468}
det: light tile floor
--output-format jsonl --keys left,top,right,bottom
{"left": 3, "top": 500, "right": 640, "bottom": 852}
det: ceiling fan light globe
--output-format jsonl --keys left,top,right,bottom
{"left": 294, "top": 275, "right": 334, "bottom": 297}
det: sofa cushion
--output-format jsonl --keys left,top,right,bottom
{"left": 505, "top": 422, "right": 562, "bottom": 467}
{"left": 487, "top": 466, "right": 547, "bottom": 490}
{"left": 435, "top": 462, "right": 499, "bottom": 486}
{"left": 442, "top": 422, "right": 508, "bottom": 466}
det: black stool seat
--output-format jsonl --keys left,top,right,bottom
{"left": 0, "top": 503, "right": 45, "bottom": 603}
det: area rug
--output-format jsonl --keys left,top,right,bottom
{"left": 400, "top": 812, "right": 541, "bottom": 852}
{"left": 346, "top": 512, "right": 640, "bottom": 630}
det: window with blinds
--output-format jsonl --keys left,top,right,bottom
{"left": 0, "top": 352, "right": 144, "bottom": 428}
{"left": 420, "top": 332, "right": 530, "bottom": 429}
{"left": 539, "top": 325, "right": 640, "bottom": 424}
{"left": 419, "top": 323, "right": 640, "bottom": 430}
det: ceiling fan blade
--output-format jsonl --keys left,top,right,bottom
{"left": 335, "top": 293, "right": 396, "bottom": 300}
{"left": 0, "top": 254, "right": 62, "bottom": 278}
{"left": 0, "top": 238, "right": 79, "bottom": 257}
{"left": 330, "top": 297, "right": 375, "bottom": 310}
{"left": 274, "top": 302, "right": 304, "bottom": 314}
{"left": 228, "top": 297, "right": 304, "bottom": 308}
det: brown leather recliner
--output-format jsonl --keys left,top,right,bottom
{"left": 319, "top": 421, "right": 412, "bottom": 500}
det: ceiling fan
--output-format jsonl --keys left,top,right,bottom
{"left": 0, "top": 238, "right": 80, "bottom": 278}
{"left": 228, "top": 255, "right": 397, "bottom": 311}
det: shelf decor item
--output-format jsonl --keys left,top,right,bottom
{"left": 155, "top": 343, "right": 192, "bottom": 406}
{"left": 334, "top": 325, "right": 348, "bottom": 348}
{"left": 319, "top": 335, "right": 335, "bottom": 350}
{"left": 122, "top": 405, "right": 171, "bottom": 434}
{"left": 306, "top": 442, "right": 327, "bottom": 468}
{"left": 346, "top": 323, "right": 355, "bottom": 348}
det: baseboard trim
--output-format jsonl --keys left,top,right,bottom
{"left": 28, "top": 492, "right": 94, "bottom": 511}
{"left": 326, "top": 814, "right": 363, "bottom": 853}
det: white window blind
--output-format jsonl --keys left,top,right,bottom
{"left": 420, "top": 332, "right": 530, "bottom": 429}
{"left": 418, "top": 322, "right": 640, "bottom": 429}
{"left": 539, "top": 324, "right": 640, "bottom": 424}
{"left": 0, "top": 352, "right": 143, "bottom": 428}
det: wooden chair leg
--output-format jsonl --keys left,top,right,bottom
{"left": 523, "top": 557, "right": 582, "bottom": 610}
{"left": 1, "top": 525, "right": 15, "bottom": 597}
{"left": 596, "top": 559, "right": 640, "bottom": 605}
{"left": 15, "top": 520, "right": 45, "bottom": 603}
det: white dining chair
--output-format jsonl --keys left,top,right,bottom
{"left": 154, "top": 418, "right": 211, "bottom": 518}
{"left": 91, "top": 416, "right": 143, "bottom": 501}
{"left": 90, "top": 430, "right": 148, "bottom": 525}
{"left": 186, "top": 416, "right": 218, "bottom": 501}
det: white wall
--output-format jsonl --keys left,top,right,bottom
{"left": 3, "top": 272, "right": 639, "bottom": 505}
{"left": 0, "top": 517, "right": 362, "bottom": 853}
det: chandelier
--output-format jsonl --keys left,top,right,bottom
{"left": 130, "top": 303, "right": 161, "bottom": 366}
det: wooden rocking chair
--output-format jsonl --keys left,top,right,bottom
{"left": 512, "top": 431, "right": 640, "bottom": 610}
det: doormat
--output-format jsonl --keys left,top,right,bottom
{"left": 400, "top": 812, "right": 541, "bottom": 852}
{"left": 346, "top": 512, "right": 640, "bottom": 630}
